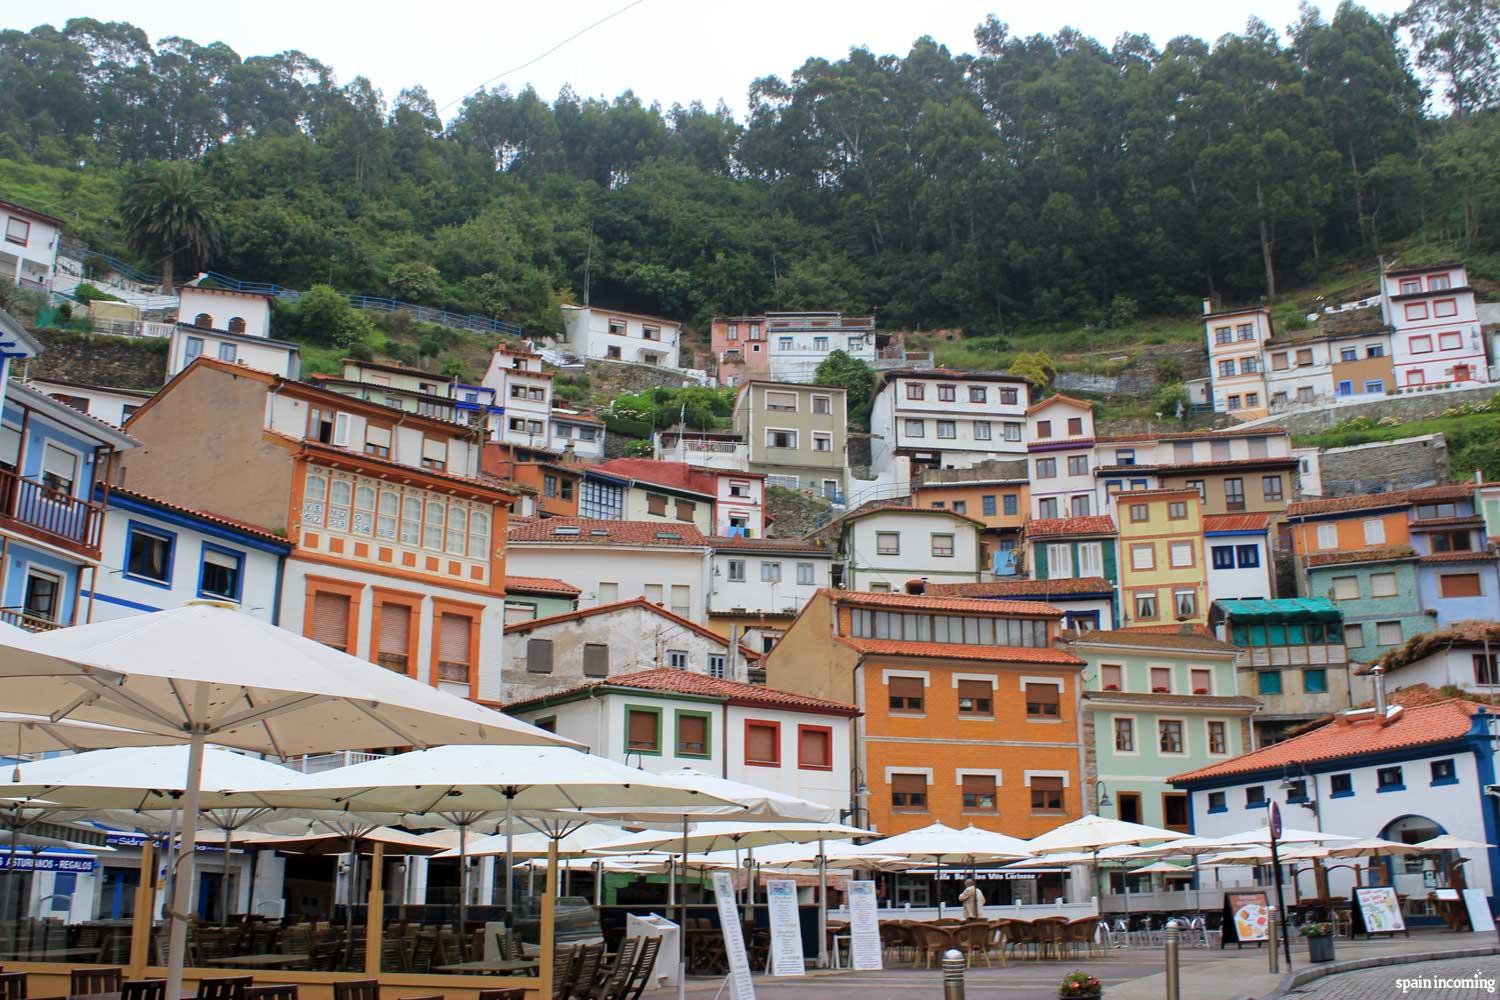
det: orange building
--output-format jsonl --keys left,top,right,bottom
{"left": 1285, "top": 484, "right": 1476, "bottom": 558}
{"left": 763, "top": 589, "right": 1085, "bottom": 838}
{"left": 483, "top": 442, "right": 582, "bottom": 518}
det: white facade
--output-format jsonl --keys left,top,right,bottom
{"left": 1204, "top": 532, "right": 1274, "bottom": 605}
{"left": 29, "top": 380, "right": 153, "bottom": 428}
{"left": 1, "top": 201, "right": 62, "bottom": 290}
{"left": 1293, "top": 447, "right": 1323, "bottom": 497}
{"left": 1384, "top": 264, "right": 1489, "bottom": 389}
{"left": 843, "top": 509, "right": 983, "bottom": 591}
{"left": 265, "top": 388, "right": 484, "bottom": 477}
{"left": 505, "top": 539, "right": 710, "bottom": 622}
{"left": 169, "top": 327, "right": 300, "bottom": 379}
{"left": 481, "top": 347, "right": 555, "bottom": 447}
{"left": 1027, "top": 397, "right": 1097, "bottom": 519}
{"left": 709, "top": 545, "right": 830, "bottom": 616}
{"left": 1384, "top": 647, "right": 1500, "bottom": 696}
{"left": 177, "top": 285, "right": 274, "bottom": 339}
{"left": 1204, "top": 306, "right": 1272, "bottom": 417}
{"left": 1264, "top": 339, "right": 1335, "bottom": 410}
{"left": 562, "top": 305, "right": 682, "bottom": 368}
{"left": 550, "top": 412, "right": 605, "bottom": 460}
{"left": 869, "top": 373, "right": 1028, "bottom": 476}
{"left": 713, "top": 473, "right": 766, "bottom": 536}
{"left": 765, "top": 316, "right": 876, "bottom": 384}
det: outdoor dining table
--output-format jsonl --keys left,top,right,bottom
{"left": 431, "top": 957, "right": 541, "bottom": 975}
{"left": 0, "top": 948, "right": 111, "bottom": 961}
{"left": 201, "top": 954, "right": 312, "bottom": 968}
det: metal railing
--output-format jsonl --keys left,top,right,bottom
{"left": 0, "top": 468, "right": 106, "bottom": 554}
{"left": 291, "top": 750, "right": 387, "bottom": 773}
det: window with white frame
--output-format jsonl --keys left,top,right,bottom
{"left": 812, "top": 432, "right": 832, "bottom": 452}
{"left": 1169, "top": 541, "right": 1194, "bottom": 568}
{"left": 1047, "top": 543, "right": 1073, "bottom": 579}
{"left": 797, "top": 562, "right": 815, "bottom": 586}
{"left": 1363, "top": 519, "right": 1386, "bottom": 545}
{"left": 760, "top": 561, "right": 782, "bottom": 582}
{"left": 1316, "top": 523, "right": 1338, "bottom": 549}
{"left": 1077, "top": 542, "right": 1103, "bottom": 578}
{"left": 727, "top": 559, "right": 746, "bottom": 582}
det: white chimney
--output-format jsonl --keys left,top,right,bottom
{"left": 1202, "top": 298, "right": 1213, "bottom": 316}
{"left": 1371, "top": 664, "right": 1388, "bottom": 717}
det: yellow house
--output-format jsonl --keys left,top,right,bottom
{"left": 1112, "top": 487, "right": 1208, "bottom": 626}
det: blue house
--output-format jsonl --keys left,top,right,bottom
{"left": 1406, "top": 492, "right": 1498, "bottom": 626}
{"left": 0, "top": 379, "right": 138, "bottom": 630}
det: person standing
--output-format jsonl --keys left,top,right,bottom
{"left": 959, "top": 878, "right": 985, "bottom": 919}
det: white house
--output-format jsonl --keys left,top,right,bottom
{"left": 561, "top": 305, "right": 683, "bottom": 368}
{"left": 1383, "top": 263, "right": 1489, "bottom": 390}
{"left": 708, "top": 538, "right": 831, "bottom": 617}
{"left": 481, "top": 344, "right": 555, "bottom": 447}
{"left": 1203, "top": 513, "right": 1275, "bottom": 605}
{"left": 177, "top": 283, "right": 274, "bottom": 339}
{"left": 88, "top": 487, "right": 289, "bottom": 623}
{"left": 550, "top": 409, "right": 606, "bottom": 460}
{"left": 1263, "top": 334, "right": 1336, "bottom": 410}
{"left": 868, "top": 370, "right": 1029, "bottom": 476}
{"left": 1, "top": 199, "right": 63, "bottom": 291}
{"left": 505, "top": 517, "right": 712, "bottom": 622}
{"left": 29, "top": 378, "right": 154, "bottom": 428}
{"left": 1027, "top": 395, "right": 1097, "bottom": 519}
{"left": 500, "top": 600, "right": 763, "bottom": 701}
{"left": 1365, "top": 621, "right": 1500, "bottom": 696}
{"left": 836, "top": 505, "right": 984, "bottom": 592}
{"left": 1173, "top": 693, "right": 1500, "bottom": 905}
{"left": 168, "top": 324, "right": 300, "bottom": 379}
{"left": 504, "top": 667, "right": 858, "bottom": 813}
{"left": 763, "top": 311, "right": 877, "bottom": 383}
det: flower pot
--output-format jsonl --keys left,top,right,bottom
{"left": 1306, "top": 935, "right": 1335, "bottom": 963}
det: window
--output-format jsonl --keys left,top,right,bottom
{"left": 674, "top": 500, "right": 695, "bottom": 522}
{"left": 1064, "top": 417, "right": 1082, "bottom": 436}
{"left": 1215, "top": 326, "right": 1232, "bottom": 344}
{"left": 888, "top": 675, "right": 924, "bottom": 712}
{"left": 1004, "top": 422, "right": 1023, "bottom": 442}
{"left": 1245, "top": 392, "right": 1261, "bottom": 407}
{"left": 725, "top": 559, "right": 748, "bottom": 584}
{"left": 745, "top": 721, "right": 780, "bottom": 765}
{"left": 1000, "top": 388, "right": 1019, "bottom": 405}
{"left": 708, "top": 654, "right": 726, "bottom": 678}
{"left": 1245, "top": 786, "right": 1266, "bottom": 808}
{"left": 1237, "top": 323, "right": 1256, "bottom": 341}
{"left": 797, "top": 562, "right": 815, "bottom": 586}
{"left": 813, "top": 336, "right": 829, "bottom": 351}
{"left": 421, "top": 438, "right": 447, "bottom": 471}
{"left": 1174, "top": 588, "right": 1198, "bottom": 619}
{"left": 957, "top": 680, "right": 993, "bottom": 716}
{"left": 1158, "top": 720, "right": 1184, "bottom": 754}
{"left": 1440, "top": 332, "right": 1462, "bottom": 350}
{"left": 1186, "top": 480, "right": 1206, "bottom": 500}
{"left": 374, "top": 601, "right": 413, "bottom": 673}
{"left": 906, "top": 383, "right": 925, "bottom": 400}
{"left": 626, "top": 708, "right": 661, "bottom": 754}
{"left": 1219, "top": 360, "right": 1237, "bottom": 378}
{"left": 645, "top": 493, "right": 668, "bottom": 517}
{"left": 1129, "top": 503, "right": 1150, "bottom": 524}
{"left": 308, "top": 591, "right": 353, "bottom": 652}
{"left": 760, "top": 561, "right": 782, "bottom": 583}
{"left": 891, "top": 773, "right": 928, "bottom": 811}
{"left": 526, "top": 637, "right": 553, "bottom": 673}
{"left": 1036, "top": 420, "right": 1052, "bottom": 438}
{"left": 938, "top": 385, "right": 956, "bottom": 402}
{"left": 1030, "top": 776, "right": 1064, "bottom": 813}
{"left": 123, "top": 523, "right": 175, "bottom": 584}
{"left": 41, "top": 443, "right": 78, "bottom": 494}
{"left": 1475, "top": 654, "right": 1499, "bottom": 686}
{"left": 960, "top": 773, "right": 997, "bottom": 812}
{"left": 936, "top": 421, "right": 956, "bottom": 439}
{"left": 1189, "top": 668, "right": 1212, "bottom": 695}
{"left": 1134, "top": 590, "right": 1158, "bottom": 620}
{"left": 676, "top": 712, "right": 710, "bottom": 757}
{"left": 904, "top": 419, "right": 925, "bottom": 438}
{"left": 1212, "top": 545, "right": 1235, "bottom": 570}
{"left": 1101, "top": 664, "right": 1123, "bottom": 691}
{"left": 1409, "top": 335, "right": 1433, "bottom": 354}
{"left": 184, "top": 336, "right": 205, "bottom": 362}
{"left": 1025, "top": 683, "right": 1060, "bottom": 719}
{"left": 1343, "top": 623, "right": 1364, "bottom": 647}
{"left": 1208, "top": 720, "right": 1228, "bottom": 754}
{"left": 1316, "top": 523, "right": 1339, "bottom": 549}
{"left": 1376, "top": 766, "right": 1403, "bottom": 791}
{"left": 973, "top": 421, "right": 992, "bottom": 440}
{"left": 1431, "top": 759, "right": 1457, "bottom": 785}
{"left": 1257, "top": 670, "right": 1282, "bottom": 695}
{"left": 1325, "top": 773, "right": 1352, "bottom": 798}
{"left": 812, "top": 394, "right": 832, "bottom": 414}
{"left": 1335, "top": 379, "right": 1354, "bottom": 398}
{"left": 1114, "top": 717, "right": 1135, "bottom": 751}
{"left": 1161, "top": 792, "right": 1190, "bottom": 832}
{"left": 435, "top": 612, "right": 473, "bottom": 685}
{"left": 1224, "top": 478, "right": 1245, "bottom": 512}
{"left": 876, "top": 532, "right": 900, "bottom": 556}
{"left": 1367, "top": 572, "right": 1397, "bottom": 598}
{"left": 1208, "top": 791, "right": 1227, "bottom": 813}
{"left": 1037, "top": 497, "right": 1058, "bottom": 518}
{"left": 217, "top": 342, "right": 238, "bottom": 363}
{"left": 1169, "top": 541, "right": 1194, "bottom": 568}
{"left": 797, "top": 725, "right": 832, "bottom": 770}
{"left": 766, "top": 429, "right": 796, "bottom": 448}
{"left": 765, "top": 391, "right": 797, "bottom": 411}
{"left": 1162, "top": 501, "right": 1185, "bottom": 521}
{"left": 979, "top": 494, "right": 998, "bottom": 518}
{"left": 1331, "top": 576, "right": 1359, "bottom": 601}
{"left": 1131, "top": 544, "right": 1155, "bottom": 571}
{"left": 1256, "top": 475, "right": 1283, "bottom": 503}
{"left": 5, "top": 216, "right": 31, "bottom": 246}
{"left": 1440, "top": 573, "right": 1482, "bottom": 598}
{"left": 1146, "top": 666, "right": 1171, "bottom": 693}
{"left": 778, "top": 337, "right": 792, "bottom": 350}
{"left": 1303, "top": 668, "right": 1327, "bottom": 693}
{"left": 198, "top": 546, "right": 243, "bottom": 602}
{"left": 1069, "top": 494, "right": 1090, "bottom": 516}
{"left": 1363, "top": 379, "right": 1386, "bottom": 394}
{"left": 670, "top": 585, "right": 691, "bottom": 619}
{"left": 1373, "top": 620, "right": 1403, "bottom": 646}
{"left": 1236, "top": 544, "right": 1260, "bottom": 568}
{"left": 931, "top": 533, "right": 955, "bottom": 558}
{"left": 1001, "top": 494, "right": 1018, "bottom": 517}
{"left": 1035, "top": 457, "right": 1057, "bottom": 479}
{"left": 1434, "top": 299, "right": 1458, "bottom": 318}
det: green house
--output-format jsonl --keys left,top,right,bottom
{"left": 1303, "top": 547, "right": 1427, "bottom": 666}
{"left": 504, "top": 575, "right": 581, "bottom": 622}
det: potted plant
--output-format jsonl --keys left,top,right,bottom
{"left": 1300, "top": 922, "right": 1335, "bottom": 963}
{"left": 1058, "top": 971, "right": 1102, "bottom": 999}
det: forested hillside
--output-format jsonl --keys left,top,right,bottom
{"left": 1, "top": 2, "right": 1497, "bottom": 338}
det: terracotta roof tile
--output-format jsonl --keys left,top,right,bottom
{"left": 928, "top": 577, "right": 1114, "bottom": 598}
{"left": 1095, "top": 427, "right": 1290, "bottom": 444}
{"left": 106, "top": 486, "right": 291, "bottom": 546}
{"left": 1066, "top": 628, "right": 1237, "bottom": 653}
{"left": 1023, "top": 516, "right": 1117, "bottom": 539}
{"left": 834, "top": 637, "right": 1084, "bottom": 665}
{"left": 1287, "top": 484, "right": 1473, "bottom": 518}
{"left": 1305, "top": 545, "right": 1417, "bottom": 567}
{"left": 504, "top": 575, "right": 582, "bottom": 596}
{"left": 1202, "top": 513, "right": 1272, "bottom": 533}
{"left": 1026, "top": 394, "right": 1094, "bottom": 415}
{"left": 1418, "top": 550, "right": 1495, "bottom": 564}
{"left": 592, "top": 458, "right": 736, "bottom": 496}
{"left": 1027, "top": 436, "right": 1096, "bottom": 450}
{"left": 1121, "top": 623, "right": 1218, "bottom": 637}
{"left": 502, "top": 597, "right": 761, "bottom": 659}
{"left": 1170, "top": 699, "right": 1483, "bottom": 783}
{"left": 1407, "top": 516, "right": 1484, "bottom": 529}
{"left": 508, "top": 518, "right": 709, "bottom": 547}
{"left": 826, "top": 588, "right": 1064, "bottom": 617}
{"left": 1083, "top": 690, "right": 1261, "bottom": 710}
{"left": 505, "top": 667, "right": 859, "bottom": 716}
{"left": 709, "top": 537, "right": 828, "bottom": 555}
{"left": 1148, "top": 456, "right": 1299, "bottom": 474}
{"left": 1364, "top": 621, "right": 1500, "bottom": 674}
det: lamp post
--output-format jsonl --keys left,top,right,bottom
{"left": 1095, "top": 782, "right": 1113, "bottom": 815}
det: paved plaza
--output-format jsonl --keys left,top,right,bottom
{"left": 1290, "top": 957, "right": 1500, "bottom": 1000}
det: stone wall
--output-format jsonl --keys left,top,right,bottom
{"left": 1317, "top": 434, "right": 1451, "bottom": 497}
{"left": 1264, "top": 383, "right": 1500, "bottom": 434}
{"left": 24, "top": 329, "right": 169, "bottom": 392}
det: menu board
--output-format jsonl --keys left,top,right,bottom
{"left": 846, "top": 880, "right": 883, "bottom": 971}
{"left": 1463, "top": 889, "right": 1496, "bottom": 934}
{"left": 1221, "top": 891, "right": 1270, "bottom": 945}
{"left": 765, "top": 879, "right": 805, "bottom": 977}
{"left": 711, "top": 871, "right": 756, "bottom": 1000}
{"left": 1353, "top": 886, "right": 1406, "bottom": 936}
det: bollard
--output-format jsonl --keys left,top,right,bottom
{"left": 942, "top": 947, "right": 966, "bottom": 1000}
{"left": 1266, "top": 906, "right": 1279, "bottom": 974}
{"left": 1164, "top": 919, "right": 1181, "bottom": 1000}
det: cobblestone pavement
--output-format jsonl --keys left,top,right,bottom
{"left": 1289, "top": 957, "right": 1500, "bottom": 999}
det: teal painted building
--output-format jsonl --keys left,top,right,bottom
{"left": 1024, "top": 515, "right": 1120, "bottom": 627}
{"left": 1304, "top": 547, "right": 1427, "bottom": 665}
{"left": 504, "top": 576, "right": 581, "bottom": 622}
{"left": 1068, "top": 629, "right": 1257, "bottom": 833}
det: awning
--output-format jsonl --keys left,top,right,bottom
{"left": 1216, "top": 598, "right": 1341, "bottom": 623}
{"left": 0, "top": 847, "right": 99, "bottom": 872}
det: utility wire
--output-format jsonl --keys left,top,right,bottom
{"left": 440, "top": 0, "right": 649, "bottom": 113}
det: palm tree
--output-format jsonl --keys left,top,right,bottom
{"left": 121, "top": 162, "right": 223, "bottom": 292}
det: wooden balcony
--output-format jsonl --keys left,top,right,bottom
{"left": 0, "top": 607, "right": 66, "bottom": 632}
{"left": 0, "top": 466, "right": 105, "bottom": 557}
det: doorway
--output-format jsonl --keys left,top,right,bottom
{"left": 1116, "top": 792, "right": 1142, "bottom": 825}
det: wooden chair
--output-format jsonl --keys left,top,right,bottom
{"left": 1005, "top": 920, "right": 1036, "bottom": 962}
{"left": 957, "top": 921, "right": 992, "bottom": 968}
{"left": 122, "top": 980, "right": 167, "bottom": 1000}
{"left": 0, "top": 973, "right": 25, "bottom": 1000}
{"left": 244, "top": 987, "right": 299, "bottom": 1000}
{"left": 1064, "top": 917, "right": 1101, "bottom": 959}
{"left": 1032, "top": 918, "right": 1067, "bottom": 961}
{"left": 70, "top": 970, "right": 124, "bottom": 996}
{"left": 568, "top": 943, "right": 605, "bottom": 1000}
{"left": 909, "top": 924, "right": 948, "bottom": 969}
{"left": 586, "top": 937, "right": 638, "bottom": 1000}
{"left": 550, "top": 944, "right": 579, "bottom": 1000}
{"left": 196, "top": 977, "right": 253, "bottom": 1000}
{"left": 331, "top": 981, "right": 379, "bottom": 1000}
{"left": 621, "top": 936, "right": 662, "bottom": 1000}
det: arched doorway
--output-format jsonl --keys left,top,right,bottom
{"left": 1380, "top": 814, "right": 1448, "bottom": 890}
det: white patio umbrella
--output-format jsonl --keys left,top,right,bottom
{"left": 845, "top": 822, "right": 1033, "bottom": 918}
{"left": 0, "top": 603, "right": 570, "bottom": 999}
{"left": 1026, "top": 815, "right": 1187, "bottom": 907}
{"left": 1209, "top": 826, "right": 1356, "bottom": 847}
{"left": 438, "top": 823, "right": 643, "bottom": 860}
{"left": 0, "top": 712, "right": 176, "bottom": 757}
{"left": 1320, "top": 837, "right": 1427, "bottom": 858}
{"left": 1414, "top": 835, "right": 1495, "bottom": 851}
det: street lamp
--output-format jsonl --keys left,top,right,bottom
{"left": 1096, "top": 781, "right": 1113, "bottom": 814}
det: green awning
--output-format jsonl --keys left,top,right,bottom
{"left": 1216, "top": 597, "right": 1341, "bottom": 623}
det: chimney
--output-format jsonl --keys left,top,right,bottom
{"left": 1371, "top": 664, "right": 1388, "bottom": 717}
{"left": 1202, "top": 298, "right": 1213, "bottom": 316}
{"left": 905, "top": 577, "right": 927, "bottom": 596}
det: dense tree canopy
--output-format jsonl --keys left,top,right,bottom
{"left": 1, "top": 3, "right": 1496, "bottom": 337}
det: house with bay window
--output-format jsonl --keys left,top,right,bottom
{"left": 930, "top": 577, "right": 1117, "bottom": 634}
{"left": 121, "top": 358, "right": 511, "bottom": 702}
{"left": 505, "top": 668, "right": 857, "bottom": 813}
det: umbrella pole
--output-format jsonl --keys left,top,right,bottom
{"left": 503, "top": 795, "right": 515, "bottom": 920}
{"left": 220, "top": 827, "right": 233, "bottom": 927}
{"left": 936, "top": 856, "right": 943, "bottom": 917}
{"left": 164, "top": 707, "right": 209, "bottom": 1000}
{"left": 677, "top": 815, "right": 688, "bottom": 1000}
{"left": 817, "top": 837, "right": 828, "bottom": 969}
{"left": 593, "top": 860, "right": 603, "bottom": 907}
{"left": 346, "top": 836, "right": 358, "bottom": 946}
{"left": 457, "top": 821, "right": 469, "bottom": 939}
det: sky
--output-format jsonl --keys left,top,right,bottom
{"left": 4, "top": 0, "right": 1414, "bottom": 122}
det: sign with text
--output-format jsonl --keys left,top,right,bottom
{"left": 846, "top": 880, "right": 883, "bottom": 971}
{"left": 1352, "top": 886, "right": 1406, "bottom": 936}
{"left": 711, "top": 871, "right": 756, "bottom": 1000}
{"left": 1221, "top": 891, "right": 1270, "bottom": 945}
{"left": 765, "top": 879, "right": 804, "bottom": 976}
{"left": 0, "top": 854, "right": 98, "bottom": 873}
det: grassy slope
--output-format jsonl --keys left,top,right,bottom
{"left": 0, "top": 159, "right": 123, "bottom": 252}
{"left": 1294, "top": 404, "right": 1500, "bottom": 482}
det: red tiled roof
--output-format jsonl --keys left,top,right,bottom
{"left": 826, "top": 588, "right": 1063, "bottom": 617}
{"left": 1363, "top": 621, "right": 1500, "bottom": 674}
{"left": 1023, "top": 516, "right": 1117, "bottom": 538}
{"left": 1150, "top": 456, "right": 1298, "bottom": 473}
{"left": 1121, "top": 623, "right": 1217, "bottom": 637}
{"left": 508, "top": 518, "right": 709, "bottom": 547}
{"left": 1170, "top": 700, "right": 1483, "bottom": 783}
{"left": 107, "top": 486, "right": 290, "bottom": 546}
{"left": 1419, "top": 550, "right": 1495, "bottom": 564}
{"left": 592, "top": 458, "right": 744, "bottom": 496}
{"left": 1110, "top": 487, "right": 1201, "bottom": 500}
{"left": 1287, "top": 484, "right": 1473, "bottom": 518}
{"left": 506, "top": 667, "right": 858, "bottom": 716}
{"left": 342, "top": 357, "right": 449, "bottom": 380}
{"left": 502, "top": 597, "right": 761, "bottom": 659}
{"left": 1025, "top": 394, "right": 1093, "bottom": 415}
{"left": 839, "top": 503, "right": 985, "bottom": 528}
{"left": 504, "top": 575, "right": 581, "bottom": 596}
{"left": 1027, "top": 437, "right": 1096, "bottom": 450}
{"left": 1304, "top": 545, "right": 1416, "bottom": 567}
{"left": 1066, "top": 627, "right": 1237, "bottom": 653}
{"left": 928, "top": 577, "right": 1113, "bottom": 598}
{"left": 1095, "top": 427, "right": 1290, "bottom": 444}
{"left": 834, "top": 637, "right": 1084, "bottom": 666}
{"left": 709, "top": 537, "right": 828, "bottom": 555}
{"left": 1408, "top": 516, "right": 1484, "bottom": 529}
{"left": 1202, "top": 513, "right": 1273, "bottom": 533}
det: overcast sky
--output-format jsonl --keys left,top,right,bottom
{"left": 5, "top": 0, "right": 1413, "bottom": 121}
